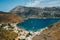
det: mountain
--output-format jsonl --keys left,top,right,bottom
{"left": 0, "top": 11, "right": 23, "bottom": 24}
{"left": 10, "top": 6, "right": 60, "bottom": 18}
{"left": 32, "top": 21, "right": 60, "bottom": 40}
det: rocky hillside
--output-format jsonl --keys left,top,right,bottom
{"left": 32, "top": 20, "right": 60, "bottom": 40}
{"left": 10, "top": 6, "right": 60, "bottom": 18}
{"left": 0, "top": 23, "right": 18, "bottom": 40}
{"left": 0, "top": 28, "right": 18, "bottom": 40}
{"left": 0, "top": 11, "right": 23, "bottom": 24}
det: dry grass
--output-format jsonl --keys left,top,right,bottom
{"left": 0, "top": 12, "right": 23, "bottom": 24}
{"left": 32, "top": 21, "right": 60, "bottom": 40}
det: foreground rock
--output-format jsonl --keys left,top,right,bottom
{"left": 0, "top": 27, "right": 18, "bottom": 40}
{"left": 32, "top": 21, "right": 60, "bottom": 40}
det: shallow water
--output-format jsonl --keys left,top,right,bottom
{"left": 17, "top": 18, "right": 60, "bottom": 31}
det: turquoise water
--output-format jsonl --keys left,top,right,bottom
{"left": 17, "top": 18, "right": 60, "bottom": 31}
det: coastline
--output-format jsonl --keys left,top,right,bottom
{"left": 1, "top": 19, "right": 58, "bottom": 40}
{"left": 16, "top": 24, "right": 48, "bottom": 40}
{"left": 0, "top": 21, "right": 58, "bottom": 40}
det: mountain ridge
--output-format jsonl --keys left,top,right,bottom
{"left": 10, "top": 6, "right": 60, "bottom": 18}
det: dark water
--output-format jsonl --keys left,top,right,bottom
{"left": 17, "top": 18, "right": 60, "bottom": 31}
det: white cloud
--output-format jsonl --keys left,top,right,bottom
{"left": 25, "top": 0, "right": 41, "bottom": 7}
{"left": 43, "top": 0, "right": 60, "bottom": 7}
{"left": 25, "top": 0, "right": 60, "bottom": 7}
{"left": 47, "top": 0, "right": 60, "bottom": 5}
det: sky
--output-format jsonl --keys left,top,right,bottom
{"left": 0, "top": 0, "right": 60, "bottom": 12}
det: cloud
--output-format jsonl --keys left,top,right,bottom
{"left": 25, "top": 0, "right": 60, "bottom": 7}
{"left": 42, "top": 0, "right": 60, "bottom": 7}
{"left": 25, "top": 0, "right": 41, "bottom": 7}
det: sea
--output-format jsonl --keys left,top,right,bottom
{"left": 17, "top": 18, "right": 60, "bottom": 31}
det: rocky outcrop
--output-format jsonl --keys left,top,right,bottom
{"left": 0, "top": 27, "right": 18, "bottom": 40}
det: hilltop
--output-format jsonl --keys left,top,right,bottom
{"left": 0, "top": 11, "right": 23, "bottom": 24}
